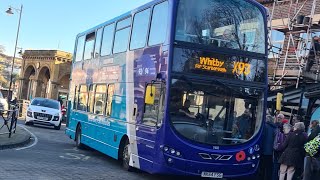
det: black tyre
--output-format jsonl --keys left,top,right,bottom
{"left": 75, "top": 125, "right": 84, "bottom": 149}
{"left": 121, "top": 139, "right": 133, "bottom": 171}
{"left": 54, "top": 122, "right": 61, "bottom": 130}
{"left": 25, "top": 121, "right": 33, "bottom": 126}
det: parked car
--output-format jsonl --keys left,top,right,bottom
{"left": 25, "top": 97, "right": 62, "bottom": 130}
{"left": 0, "top": 91, "right": 8, "bottom": 113}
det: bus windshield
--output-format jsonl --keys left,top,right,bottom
{"left": 175, "top": 0, "right": 266, "bottom": 54}
{"left": 169, "top": 78, "right": 264, "bottom": 145}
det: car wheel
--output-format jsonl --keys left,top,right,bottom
{"left": 121, "top": 139, "right": 133, "bottom": 171}
{"left": 25, "top": 120, "right": 32, "bottom": 126}
{"left": 75, "top": 125, "right": 84, "bottom": 149}
{"left": 54, "top": 122, "right": 61, "bottom": 130}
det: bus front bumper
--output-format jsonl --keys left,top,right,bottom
{"left": 153, "top": 154, "right": 259, "bottom": 178}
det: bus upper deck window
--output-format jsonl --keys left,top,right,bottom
{"left": 101, "top": 23, "right": 115, "bottom": 56}
{"left": 148, "top": 1, "right": 168, "bottom": 46}
{"left": 130, "top": 8, "right": 151, "bottom": 50}
{"left": 113, "top": 17, "right": 131, "bottom": 54}
{"left": 75, "top": 35, "right": 85, "bottom": 62}
{"left": 94, "top": 28, "right": 103, "bottom": 58}
{"left": 84, "top": 32, "right": 96, "bottom": 60}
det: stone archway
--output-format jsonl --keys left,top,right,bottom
{"left": 35, "top": 66, "right": 51, "bottom": 98}
{"left": 21, "top": 65, "right": 36, "bottom": 100}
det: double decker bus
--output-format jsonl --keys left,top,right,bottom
{"left": 66, "top": 0, "right": 268, "bottom": 178}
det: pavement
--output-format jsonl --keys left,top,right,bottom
{"left": 0, "top": 119, "right": 31, "bottom": 150}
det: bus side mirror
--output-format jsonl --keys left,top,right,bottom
{"left": 276, "top": 93, "right": 283, "bottom": 111}
{"left": 145, "top": 85, "right": 155, "bottom": 105}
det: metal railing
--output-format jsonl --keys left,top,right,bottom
{"left": 0, "top": 104, "right": 19, "bottom": 138}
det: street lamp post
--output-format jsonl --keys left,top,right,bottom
{"left": 5, "top": 5, "right": 23, "bottom": 102}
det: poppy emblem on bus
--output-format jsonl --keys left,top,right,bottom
{"left": 236, "top": 151, "right": 246, "bottom": 162}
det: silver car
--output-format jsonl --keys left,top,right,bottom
{"left": 0, "top": 91, "right": 8, "bottom": 113}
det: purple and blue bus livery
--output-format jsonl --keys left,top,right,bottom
{"left": 66, "top": 0, "right": 268, "bottom": 178}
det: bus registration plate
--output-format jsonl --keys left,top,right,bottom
{"left": 201, "top": 172, "right": 223, "bottom": 178}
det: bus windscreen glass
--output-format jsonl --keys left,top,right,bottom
{"left": 169, "top": 78, "right": 264, "bottom": 145}
{"left": 175, "top": 0, "right": 266, "bottom": 54}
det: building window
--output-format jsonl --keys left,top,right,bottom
{"left": 94, "top": 85, "right": 107, "bottom": 115}
{"left": 130, "top": 8, "right": 151, "bottom": 50}
{"left": 113, "top": 17, "right": 131, "bottom": 54}
{"left": 94, "top": 28, "right": 103, "bottom": 58}
{"left": 101, "top": 24, "right": 115, "bottom": 56}
{"left": 106, "top": 84, "right": 115, "bottom": 116}
{"left": 84, "top": 32, "right": 96, "bottom": 60}
{"left": 269, "top": 30, "right": 285, "bottom": 58}
{"left": 77, "top": 85, "right": 88, "bottom": 111}
{"left": 148, "top": 1, "right": 169, "bottom": 46}
{"left": 75, "top": 35, "right": 85, "bottom": 62}
{"left": 88, "top": 85, "right": 95, "bottom": 113}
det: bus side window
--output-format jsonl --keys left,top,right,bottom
{"left": 75, "top": 35, "right": 85, "bottom": 62}
{"left": 77, "top": 85, "right": 88, "bottom": 112}
{"left": 148, "top": 1, "right": 169, "bottom": 46}
{"left": 106, "top": 84, "right": 115, "bottom": 116}
{"left": 101, "top": 23, "right": 115, "bottom": 56}
{"left": 94, "top": 85, "right": 107, "bottom": 115}
{"left": 88, "top": 84, "right": 95, "bottom": 114}
{"left": 113, "top": 17, "right": 131, "bottom": 54}
{"left": 130, "top": 8, "right": 151, "bottom": 50}
{"left": 83, "top": 32, "right": 95, "bottom": 60}
{"left": 94, "top": 28, "right": 103, "bottom": 58}
{"left": 143, "top": 83, "right": 165, "bottom": 127}
{"left": 73, "top": 86, "right": 78, "bottom": 110}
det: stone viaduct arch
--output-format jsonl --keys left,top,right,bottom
{"left": 18, "top": 50, "right": 72, "bottom": 100}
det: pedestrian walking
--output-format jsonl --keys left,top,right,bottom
{"left": 278, "top": 122, "right": 307, "bottom": 180}
{"left": 272, "top": 113, "right": 286, "bottom": 180}
{"left": 261, "top": 115, "right": 277, "bottom": 180}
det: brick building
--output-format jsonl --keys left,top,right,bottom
{"left": 18, "top": 50, "right": 72, "bottom": 101}
{"left": 258, "top": 0, "right": 320, "bottom": 87}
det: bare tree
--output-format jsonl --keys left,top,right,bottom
{"left": 0, "top": 45, "right": 5, "bottom": 54}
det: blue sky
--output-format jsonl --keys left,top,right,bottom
{"left": 0, "top": 0, "right": 152, "bottom": 56}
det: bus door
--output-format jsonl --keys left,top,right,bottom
{"left": 137, "top": 82, "right": 165, "bottom": 170}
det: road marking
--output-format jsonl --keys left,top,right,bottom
{"left": 59, "top": 153, "right": 90, "bottom": 161}
{"left": 15, "top": 124, "right": 38, "bottom": 151}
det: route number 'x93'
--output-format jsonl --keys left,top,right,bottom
{"left": 232, "top": 62, "right": 251, "bottom": 75}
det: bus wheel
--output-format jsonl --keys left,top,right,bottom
{"left": 121, "top": 140, "right": 132, "bottom": 171}
{"left": 75, "top": 125, "right": 84, "bottom": 149}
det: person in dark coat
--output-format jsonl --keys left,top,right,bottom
{"left": 308, "top": 120, "right": 320, "bottom": 142}
{"left": 278, "top": 122, "right": 307, "bottom": 180}
{"left": 272, "top": 113, "right": 285, "bottom": 180}
{"left": 261, "top": 115, "right": 277, "bottom": 180}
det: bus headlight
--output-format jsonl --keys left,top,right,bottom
{"left": 163, "top": 146, "right": 169, "bottom": 152}
{"left": 176, "top": 151, "right": 181, "bottom": 156}
{"left": 170, "top": 149, "right": 176, "bottom": 154}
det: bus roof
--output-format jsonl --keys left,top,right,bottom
{"left": 75, "top": 0, "right": 165, "bottom": 38}
{"left": 74, "top": 0, "right": 267, "bottom": 40}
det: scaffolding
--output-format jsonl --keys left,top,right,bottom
{"left": 268, "top": 0, "right": 320, "bottom": 89}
